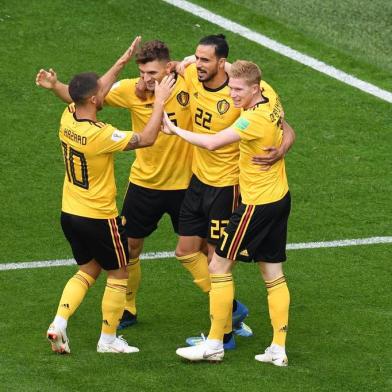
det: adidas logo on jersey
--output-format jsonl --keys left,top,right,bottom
{"left": 193, "top": 92, "right": 198, "bottom": 99}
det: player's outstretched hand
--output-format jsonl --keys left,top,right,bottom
{"left": 118, "top": 35, "right": 141, "bottom": 65}
{"left": 252, "top": 147, "right": 283, "bottom": 171}
{"left": 154, "top": 74, "right": 175, "bottom": 104}
{"left": 35, "top": 68, "right": 57, "bottom": 89}
{"left": 161, "top": 112, "right": 177, "bottom": 135}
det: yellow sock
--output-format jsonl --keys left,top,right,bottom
{"left": 177, "top": 251, "right": 211, "bottom": 292}
{"left": 266, "top": 276, "right": 290, "bottom": 347}
{"left": 125, "top": 257, "right": 141, "bottom": 315}
{"left": 101, "top": 278, "right": 127, "bottom": 334}
{"left": 56, "top": 271, "right": 95, "bottom": 320}
{"left": 208, "top": 273, "right": 234, "bottom": 341}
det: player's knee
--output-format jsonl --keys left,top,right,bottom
{"left": 107, "top": 266, "right": 128, "bottom": 280}
{"left": 175, "top": 237, "right": 201, "bottom": 257}
{"left": 128, "top": 238, "right": 144, "bottom": 258}
{"left": 208, "top": 255, "right": 232, "bottom": 274}
{"left": 79, "top": 259, "right": 101, "bottom": 280}
{"left": 259, "top": 261, "right": 283, "bottom": 282}
{"left": 175, "top": 243, "right": 192, "bottom": 258}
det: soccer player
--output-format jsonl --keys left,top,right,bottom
{"left": 36, "top": 40, "right": 194, "bottom": 329}
{"left": 172, "top": 34, "right": 295, "bottom": 348}
{"left": 104, "top": 40, "right": 194, "bottom": 328}
{"left": 162, "top": 60, "right": 292, "bottom": 365}
{"left": 44, "top": 51, "right": 175, "bottom": 353}
{"left": 161, "top": 61, "right": 290, "bottom": 366}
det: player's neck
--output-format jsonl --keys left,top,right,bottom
{"left": 203, "top": 71, "right": 228, "bottom": 90}
{"left": 244, "top": 92, "right": 263, "bottom": 110}
{"left": 75, "top": 105, "right": 98, "bottom": 122}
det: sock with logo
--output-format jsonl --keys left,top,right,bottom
{"left": 124, "top": 257, "right": 141, "bottom": 316}
{"left": 208, "top": 273, "right": 234, "bottom": 341}
{"left": 55, "top": 270, "right": 95, "bottom": 325}
{"left": 265, "top": 275, "right": 290, "bottom": 347}
{"left": 101, "top": 278, "right": 127, "bottom": 335}
{"left": 177, "top": 251, "right": 211, "bottom": 292}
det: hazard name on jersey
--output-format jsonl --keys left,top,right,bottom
{"left": 60, "top": 104, "right": 133, "bottom": 219}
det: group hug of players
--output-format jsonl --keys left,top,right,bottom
{"left": 36, "top": 33, "right": 295, "bottom": 366}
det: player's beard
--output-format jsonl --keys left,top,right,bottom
{"left": 197, "top": 68, "right": 217, "bottom": 83}
{"left": 146, "top": 81, "right": 156, "bottom": 91}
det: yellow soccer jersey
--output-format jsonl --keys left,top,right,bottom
{"left": 184, "top": 64, "right": 241, "bottom": 187}
{"left": 105, "top": 75, "right": 193, "bottom": 190}
{"left": 60, "top": 104, "right": 133, "bottom": 219}
{"left": 232, "top": 94, "right": 289, "bottom": 205}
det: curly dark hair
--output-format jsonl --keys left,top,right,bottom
{"left": 136, "top": 40, "right": 170, "bottom": 64}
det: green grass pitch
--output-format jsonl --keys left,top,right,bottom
{"left": 0, "top": 1, "right": 391, "bottom": 391}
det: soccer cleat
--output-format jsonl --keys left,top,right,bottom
{"left": 176, "top": 341, "right": 224, "bottom": 362}
{"left": 255, "top": 344, "right": 288, "bottom": 367}
{"left": 47, "top": 323, "right": 70, "bottom": 354}
{"left": 232, "top": 301, "right": 249, "bottom": 327}
{"left": 117, "top": 310, "right": 137, "bottom": 330}
{"left": 97, "top": 335, "right": 139, "bottom": 354}
{"left": 233, "top": 321, "right": 253, "bottom": 337}
{"left": 186, "top": 333, "right": 236, "bottom": 350}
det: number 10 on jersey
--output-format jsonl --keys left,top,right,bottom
{"left": 61, "top": 142, "right": 89, "bottom": 189}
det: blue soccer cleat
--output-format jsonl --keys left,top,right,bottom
{"left": 117, "top": 310, "right": 137, "bottom": 330}
{"left": 232, "top": 300, "right": 253, "bottom": 337}
{"left": 232, "top": 300, "right": 248, "bottom": 326}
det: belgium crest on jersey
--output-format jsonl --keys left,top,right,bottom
{"left": 217, "top": 99, "right": 230, "bottom": 115}
{"left": 176, "top": 91, "right": 190, "bottom": 107}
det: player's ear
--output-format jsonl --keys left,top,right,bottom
{"left": 218, "top": 58, "right": 226, "bottom": 70}
{"left": 252, "top": 84, "right": 259, "bottom": 95}
{"left": 166, "top": 61, "right": 175, "bottom": 74}
{"left": 90, "top": 94, "right": 97, "bottom": 105}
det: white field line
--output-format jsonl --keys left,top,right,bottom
{"left": 162, "top": 0, "right": 392, "bottom": 103}
{"left": 1, "top": 237, "right": 391, "bottom": 271}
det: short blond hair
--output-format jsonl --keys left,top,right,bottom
{"left": 229, "top": 60, "right": 262, "bottom": 86}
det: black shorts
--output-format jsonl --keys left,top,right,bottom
{"left": 61, "top": 212, "right": 129, "bottom": 270}
{"left": 215, "top": 192, "right": 291, "bottom": 263}
{"left": 121, "top": 182, "right": 187, "bottom": 238}
{"left": 178, "top": 175, "right": 240, "bottom": 245}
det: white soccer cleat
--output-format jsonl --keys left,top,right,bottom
{"left": 176, "top": 341, "right": 224, "bottom": 362}
{"left": 97, "top": 335, "right": 139, "bottom": 354}
{"left": 47, "top": 323, "right": 70, "bottom": 354}
{"left": 255, "top": 344, "right": 288, "bottom": 367}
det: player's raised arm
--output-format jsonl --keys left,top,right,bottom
{"left": 35, "top": 68, "right": 72, "bottom": 103}
{"left": 124, "top": 74, "right": 175, "bottom": 150}
{"left": 100, "top": 36, "right": 141, "bottom": 97}
{"left": 252, "top": 120, "right": 296, "bottom": 171}
{"left": 162, "top": 111, "right": 240, "bottom": 151}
